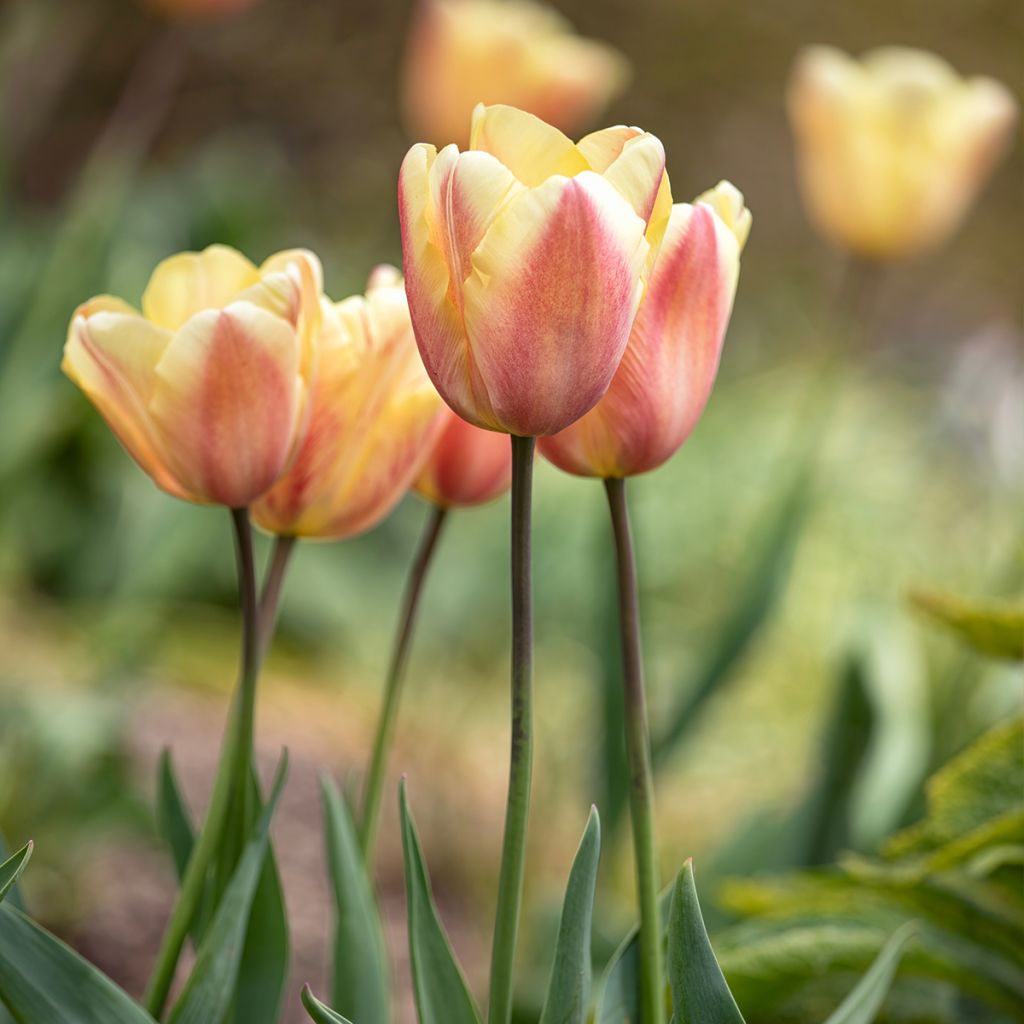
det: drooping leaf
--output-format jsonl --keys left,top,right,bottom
{"left": 540, "top": 808, "right": 600, "bottom": 1024}
{"left": 0, "top": 844, "right": 31, "bottom": 907}
{"left": 666, "top": 860, "right": 745, "bottom": 1024}
{"left": 301, "top": 985, "right": 354, "bottom": 1024}
{"left": 0, "top": 905, "right": 157, "bottom": 1023}
{"left": 166, "top": 753, "right": 288, "bottom": 1024}
{"left": 910, "top": 589, "right": 1024, "bottom": 660}
{"left": 321, "top": 775, "right": 390, "bottom": 1024}
{"left": 822, "top": 922, "right": 916, "bottom": 1024}
{"left": 399, "top": 780, "right": 480, "bottom": 1024}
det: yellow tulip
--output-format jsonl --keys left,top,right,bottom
{"left": 788, "top": 45, "right": 1018, "bottom": 260}
{"left": 400, "top": 103, "right": 671, "bottom": 438}
{"left": 402, "top": 0, "right": 630, "bottom": 149}
{"left": 252, "top": 266, "right": 446, "bottom": 540}
{"left": 541, "top": 182, "right": 749, "bottom": 478}
{"left": 64, "top": 245, "right": 319, "bottom": 508}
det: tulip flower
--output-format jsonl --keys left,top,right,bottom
{"left": 415, "top": 409, "right": 512, "bottom": 507}
{"left": 400, "top": 103, "right": 671, "bottom": 439}
{"left": 63, "top": 244, "right": 319, "bottom": 509}
{"left": 541, "top": 182, "right": 749, "bottom": 478}
{"left": 252, "top": 266, "right": 445, "bottom": 540}
{"left": 788, "top": 45, "right": 1018, "bottom": 260}
{"left": 402, "top": 0, "right": 630, "bottom": 149}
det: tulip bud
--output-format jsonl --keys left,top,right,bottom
{"left": 139, "top": 0, "right": 258, "bottom": 17}
{"left": 400, "top": 103, "right": 672, "bottom": 438}
{"left": 540, "top": 182, "right": 749, "bottom": 478}
{"left": 64, "top": 245, "right": 319, "bottom": 507}
{"left": 402, "top": 0, "right": 630, "bottom": 149}
{"left": 252, "top": 267, "right": 446, "bottom": 540}
{"left": 788, "top": 45, "right": 1018, "bottom": 260}
{"left": 414, "top": 409, "right": 512, "bottom": 508}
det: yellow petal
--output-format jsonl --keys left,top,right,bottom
{"left": 695, "top": 181, "right": 752, "bottom": 251}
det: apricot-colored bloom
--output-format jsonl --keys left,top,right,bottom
{"left": 140, "top": 0, "right": 258, "bottom": 17}
{"left": 414, "top": 409, "right": 512, "bottom": 507}
{"left": 253, "top": 267, "right": 446, "bottom": 540}
{"left": 64, "top": 245, "right": 319, "bottom": 508}
{"left": 540, "top": 183, "right": 749, "bottom": 478}
{"left": 788, "top": 45, "right": 1017, "bottom": 260}
{"left": 400, "top": 103, "right": 671, "bottom": 438}
{"left": 402, "top": 0, "right": 629, "bottom": 150}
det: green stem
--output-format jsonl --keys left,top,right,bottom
{"left": 488, "top": 435, "right": 535, "bottom": 1024}
{"left": 143, "top": 507, "right": 262, "bottom": 1018}
{"left": 360, "top": 504, "right": 448, "bottom": 863}
{"left": 604, "top": 477, "right": 665, "bottom": 1024}
{"left": 258, "top": 534, "right": 297, "bottom": 660}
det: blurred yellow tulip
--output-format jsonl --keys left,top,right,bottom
{"left": 402, "top": 0, "right": 630, "bottom": 149}
{"left": 541, "top": 182, "right": 749, "bottom": 478}
{"left": 64, "top": 245, "right": 319, "bottom": 508}
{"left": 414, "top": 409, "right": 512, "bottom": 507}
{"left": 400, "top": 103, "right": 671, "bottom": 437}
{"left": 788, "top": 45, "right": 1018, "bottom": 260}
{"left": 140, "top": 0, "right": 259, "bottom": 17}
{"left": 253, "top": 266, "right": 446, "bottom": 540}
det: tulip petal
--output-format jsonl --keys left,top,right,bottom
{"left": 415, "top": 409, "right": 511, "bottom": 508}
{"left": 148, "top": 301, "right": 301, "bottom": 507}
{"left": 463, "top": 171, "right": 648, "bottom": 436}
{"left": 469, "top": 103, "right": 588, "bottom": 186}
{"left": 577, "top": 129, "right": 666, "bottom": 224}
{"left": 142, "top": 244, "right": 260, "bottom": 331}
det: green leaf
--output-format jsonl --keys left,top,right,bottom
{"left": 166, "top": 753, "right": 288, "bottom": 1024}
{"left": 822, "top": 922, "right": 916, "bottom": 1024}
{"left": 399, "top": 780, "right": 480, "bottom": 1024}
{"left": 0, "top": 905, "right": 157, "bottom": 1023}
{"left": 910, "top": 589, "right": 1024, "bottom": 660}
{"left": 540, "top": 808, "right": 600, "bottom": 1024}
{"left": 667, "top": 860, "right": 745, "bottom": 1024}
{"left": 0, "top": 844, "right": 31, "bottom": 907}
{"left": 301, "top": 986, "right": 354, "bottom": 1024}
{"left": 321, "top": 775, "right": 390, "bottom": 1023}
{"left": 0, "top": 835, "right": 25, "bottom": 914}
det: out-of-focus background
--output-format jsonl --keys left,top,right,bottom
{"left": 0, "top": 0, "right": 1021, "bottom": 1021}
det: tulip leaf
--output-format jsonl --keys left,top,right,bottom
{"left": 0, "top": 835, "right": 25, "bottom": 914}
{"left": 822, "top": 922, "right": 916, "bottom": 1024}
{"left": 321, "top": 775, "right": 390, "bottom": 1024}
{"left": 910, "top": 589, "right": 1024, "bottom": 660}
{"left": 0, "top": 905, "right": 157, "bottom": 1023}
{"left": 667, "top": 860, "right": 746, "bottom": 1024}
{"left": 400, "top": 780, "right": 481, "bottom": 1024}
{"left": 166, "top": 752, "right": 288, "bottom": 1024}
{"left": 540, "top": 807, "right": 600, "bottom": 1024}
{"left": 0, "top": 844, "right": 31, "bottom": 907}
{"left": 301, "top": 986, "right": 354, "bottom": 1024}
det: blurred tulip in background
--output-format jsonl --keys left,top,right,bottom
{"left": 415, "top": 409, "right": 512, "bottom": 508}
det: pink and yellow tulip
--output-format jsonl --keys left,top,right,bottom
{"left": 541, "top": 182, "right": 749, "bottom": 478}
{"left": 415, "top": 408, "right": 513, "bottom": 508}
{"left": 253, "top": 266, "right": 446, "bottom": 540}
{"left": 401, "top": 0, "right": 629, "bottom": 149}
{"left": 788, "top": 45, "right": 1017, "bottom": 260}
{"left": 63, "top": 245, "right": 319, "bottom": 508}
{"left": 399, "top": 103, "right": 671, "bottom": 439}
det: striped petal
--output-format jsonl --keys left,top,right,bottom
{"left": 148, "top": 301, "right": 303, "bottom": 507}
{"left": 462, "top": 171, "right": 648, "bottom": 436}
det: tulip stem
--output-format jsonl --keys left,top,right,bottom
{"left": 360, "top": 504, "right": 448, "bottom": 864}
{"left": 143, "top": 508, "right": 264, "bottom": 1018}
{"left": 259, "top": 534, "right": 297, "bottom": 658}
{"left": 604, "top": 477, "right": 665, "bottom": 1024}
{"left": 488, "top": 434, "right": 535, "bottom": 1024}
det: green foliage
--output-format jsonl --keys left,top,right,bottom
{"left": 0, "top": 845, "right": 31, "bottom": 908}
{"left": 540, "top": 808, "right": 601, "bottom": 1024}
{"left": 911, "top": 590, "right": 1024, "bottom": 661}
{"left": 301, "top": 986, "right": 354, "bottom": 1024}
{"left": 321, "top": 775, "right": 390, "bottom": 1023}
{"left": 821, "top": 924, "right": 916, "bottom": 1024}
{"left": 399, "top": 780, "right": 481, "bottom": 1024}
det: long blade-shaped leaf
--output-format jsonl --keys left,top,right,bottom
{"left": 0, "top": 845, "right": 31, "bottom": 907}
{"left": 400, "top": 780, "right": 480, "bottom": 1024}
{"left": 822, "top": 923, "right": 916, "bottom": 1024}
{"left": 166, "top": 753, "right": 289, "bottom": 1024}
{"left": 540, "top": 808, "right": 600, "bottom": 1024}
{"left": 667, "top": 860, "right": 745, "bottom": 1024}
{"left": 301, "top": 986, "right": 354, "bottom": 1024}
{"left": 0, "top": 905, "right": 157, "bottom": 1023}
{"left": 321, "top": 775, "right": 390, "bottom": 1023}
{"left": 0, "top": 835, "right": 25, "bottom": 914}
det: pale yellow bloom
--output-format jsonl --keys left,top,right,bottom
{"left": 788, "top": 45, "right": 1017, "bottom": 259}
